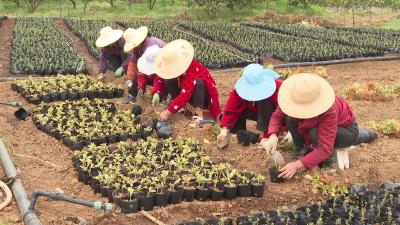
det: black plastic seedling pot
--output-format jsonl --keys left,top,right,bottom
{"left": 183, "top": 187, "right": 196, "bottom": 202}
{"left": 223, "top": 184, "right": 237, "bottom": 200}
{"left": 250, "top": 181, "right": 265, "bottom": 197}
{"left": 14, "top": 108, "right": 30, "bottom": 120}
{"left": 210, "top": 188, "right": 224, "bottom": 201}
{"left": 169, "top": 187, "right": 184, "bottom": 204}
{"left": 238, "top": 183, "right": 251, "bottom": 197}
{"left": 140, "top": 193, "right": 155, "bottom": 211}
{"left": 155, "top": 191, "right": 171, "bottom": 207}
{"left": 120, "top": 198, "right": 139, "bottom": 213}
{"left": 195, "top": 187, "right": 210, "bottom": 201}
{"left": 269, "top": 166, "right": 284, "bottom": 183}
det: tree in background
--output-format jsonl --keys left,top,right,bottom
{"left": 343, "top": 0, "right": 362, "bottom": 26}
{"left": 105, "top": 0, "right": 115, "bottom": 7}
{"left": 26, "top": 0, "right": 43, "bottom": 13}
{"left": 8, "top": 0, "right": 20, "bottom": 7}
{"left": 69, "top": 0, "right": 77, "bottom": 8}
{"left": 82, "top": 0, "right": 93, "bottom": 13}
{"left": 148, "top": 0, "right": 157, "bottom": 9}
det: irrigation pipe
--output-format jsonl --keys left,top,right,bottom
{"left": 0, "top": 180, "right": 12, "bottom": 210}
{"left": 0, "top": 139, "right": 42, "bottom": 225}
{"left": 272, "top": 55, "right": 400, "bottom": 68}
{"left": 141, "top": 211, "right": 166, "bottom": 225}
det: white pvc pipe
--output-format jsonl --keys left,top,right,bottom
{"left": 0, "top": 139, "right": 42, "bottom": 225}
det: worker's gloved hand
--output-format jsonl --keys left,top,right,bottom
{"left": 281, "top": 132, "right": 293, "bottom": 144}
{"left": 258, "top": 138, "right": 269, "bottom": 149}
{"left": 97, "top": 73, "right": 105, "bottom": 80}
{"left": 262, "top": 134, "right": 278, "bottom": 156}
{"left": 115, "top": 67, "right": 124, "bottom": 77}
{"left": 217, "top": 127, "right": 230, "bottom": 149}
{"left": 152, "top": 93, "right": 160, "bottom": 106}
{"left": 138, "top": 88, "right": 144, "bottom": 97}
{"left": 126, "top": 80, "right": 133, "bottom": 88}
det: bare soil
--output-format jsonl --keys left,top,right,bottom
{"left": 0, "top": 18, "right": 15, "bottom": 77}
{"left": 0, "top": 59, "right": 400, "bottom": 225}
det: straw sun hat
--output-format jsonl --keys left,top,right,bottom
{"left": 95, "top": 26, "right": 123, "bottom": 48}
{"left": 234, "top": 64, "right": 279, "bottom": 102}
{"left": 137, "top": 45, "right": 162, "bottom": 76}
{"left": 278, "top": 73, "right": 335, "bottom": 119}
{"left": 123, "top": 26, "right": 149, "bottom": 53}
{"left": 155, "top": 39, "right": 194, "bottom": 79}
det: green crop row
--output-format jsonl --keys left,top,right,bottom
{"left": 180, "top": 21, "right": 384, "bottom": 62}
{"left": 10, "top": 18, "right": 86, "bottom": 75}
{"left": 117, "top": 20, "right": 256, "bottom": 69}
{"left": 242, "top": 22, "right": 400, "bottom": 52}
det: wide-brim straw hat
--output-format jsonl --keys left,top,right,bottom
{"left": 137, "top": 45, "right": 162, "bottom": 75}
{"left": 155, "top": 39, "right": 194, "bottom": 79}
{"left": 235, "top": 64, "right": 277, "bottom": 101}
{"left": 96, "top": 26, "right": 123, "bottom": 48}
{"left": 278, "top": 73, "right": 335, "bottom": 119}
{"left": 123, "top": 26, "right": 149, "bottom": 53}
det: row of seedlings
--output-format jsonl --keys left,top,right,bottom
{"left": 64, "top": 19, "right": 114, "bottom": 59}
{"left": 73, "top": 137, "right": 266, "bottom": 213}
{"left": 242, "top": 22, "right": 399, "bottom": 53}
{"left": 32, "top": 98, "right": 147, "bottom": 150}
{"left": 10, "top": 18, "right": 87, "bottom": 75}
{"left": 11, "top": 75, "right": 124, "bottom": 104}
{"left": 178, "top": 183, "right": 400, "bottom": 225}
{"left": 117, "top": 20, "right": 257, "bottom": 69}
{"left": 179, "top": 21, "right": 383, "bottom": 62}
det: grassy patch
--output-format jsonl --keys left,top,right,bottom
{"left": 0, "top": 220, "right": 9, "bottom": 225}
{"left": 380, "top": 17, "right": 400, "bottom": 30}
{"left": 368, "top": 119, "right": 400, "bottom": 137}
{"left": 343, "top": 82, "right": 400, "bottom": 102}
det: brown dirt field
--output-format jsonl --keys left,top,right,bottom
{"left": 1, "top": 59, "right": 400, "bottom": 225}
{"left": 0, "top": 18, "right": 15, "bottom": 77}
{"left": 54, "top": 19, "right": 98, "bottom": 76}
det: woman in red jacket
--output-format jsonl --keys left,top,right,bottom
{"left": 217, "top": 64, "right": 283, "bottom": 149}
{"left": 263, "top": 73, "right": 377, "bottom": 179}
{"left": 154, "top": 39, "right": 221, "bottom": 121}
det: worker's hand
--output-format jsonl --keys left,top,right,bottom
{"left": 115, "top": 67, "right": 124, "bottom": 77}
{"left": 137, "top": 88, "right": 144, "bottom": 97}
{"left": 152, "top": 93, "right": 160, "bottom": 106}
{"left": 160, "top": 110, "right": 172, "bottom": 121}
{"left": 278, "top": 160, "right": 304, "bottom": 179}
{"left": 258, "top": 138, "right": 269, "bottom": 149}
{"left": 97, "top": 73, "right": 105, "bottom": 80}
{"left": 281, "top": 132, "right": 293, "bottom": 144}
{"left": 126, "top": 80, "right": 133, "bottom": 88}
{"left": 262, "top": 134, "right": 278, "bottom": 156}
{"left": 217, "top": 127, "right": 230, "bottom": 149}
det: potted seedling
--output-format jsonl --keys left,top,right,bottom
{"left": 119, "top": 186, "right": 139, "bottom": 213}
{"left": 269, "top": 152, "right": 285, "bottom": 183}
{"left": 182, "top": 174, "right": 196, "bottom": 202}
{"left": 237, "top": 173, "right": 251, "bottom": 197}
{"left": 155, "top": 171, "right": 171, "bottom": 207}
{"left": 195, "top": 173, "right": 211, "bottom": 202}
{"left": 250, "top": 174, "right": 265, "bottom": 197}
{"left": 223, "top": 170, "right": 238, "bottom": 200}
{"left": 168, "top": 178, "right": 184, "bottom": 204}
{"left": 210, "top": 178, "right": 224, "bottom": 201}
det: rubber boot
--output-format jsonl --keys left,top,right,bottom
{"left": 356, "top": 129, "right": 377, "bottom": 145}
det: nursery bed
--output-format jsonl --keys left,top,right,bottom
{"left": 0, "top": 59, "right": 400, "bottom": 225}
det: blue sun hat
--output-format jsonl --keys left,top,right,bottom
{"left": 235, "top": 64, "right": 278, "bottom": 101}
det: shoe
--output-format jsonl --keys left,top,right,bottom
{"left": 356, "top": 129, "right": 377, "bottom": 145}
{"left": 294, "top": 146, "right": 312, "bottom": 159}
{"left": 120, "top": 95, "right": 136, "bottom": 104}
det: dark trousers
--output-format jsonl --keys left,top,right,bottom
{"left": 164, "top": 78, "right": 209, "bottom": 108}
{"left": 128, "top": 77, "right": 154, "bottom": 97}
{"left": 106, "top": 53, "right": 127, "bottom": 71}
{"left": 231, "top": 100, "right": 276, "bottom": 133}
{"left": 286, "top": 117, "right": 359, "bottom": 166}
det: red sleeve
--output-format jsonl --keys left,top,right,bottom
{"left": 126, "top": 61, "right": 136, "bottom": 81}
{"left": 300, "top": 110, "right": 338, "bottom": 169}
{"left": 267, "top": 107, "right": 286, "bottom": 136}
{"left": 262, "top": 80, "right": 282, "bottom": 138}
{"left": 152, "top": 76, "right": 165, "bottom": 97}
{"left": 220, "top": 90, "right": 247, "bottom": 129}
{"left": 167, "top": 74, "right": 195, "bottom": 114}
{"left": 137, "top": 72, "right": 147, "bottom": 90}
